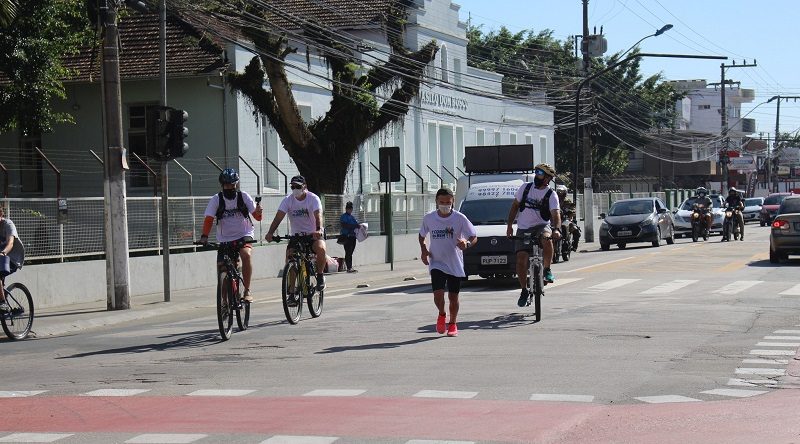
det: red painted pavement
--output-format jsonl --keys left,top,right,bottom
{"left": 0, "top": 391, "right": 799, "bottom": 443}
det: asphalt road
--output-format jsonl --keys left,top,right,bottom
{"left": 1, "top": 223, "right": 799, "bottom": 443}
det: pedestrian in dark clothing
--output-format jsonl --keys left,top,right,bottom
{"left": 340, "top": 201, "right": 359, "bottom": 272}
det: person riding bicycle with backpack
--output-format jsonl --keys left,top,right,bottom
{"left": 200, "top": 168, "right": 263, "bottom": 302}
{"left": 506, "top": 163, "right": 561, "bottom": 307}
{"left": 694, "top": 186, "right": 714, "bottom": 232}
{"left": 0, "top": 206, "right": 24, "bottom": 312}
{"left": 724, "top": 186, "right": 745, "bottom": 241}
{"left": 265, "top": 175, "right": 328, "bottom": 290}
{"left": 555, "top": 184, "right": 580, "bottom": 252}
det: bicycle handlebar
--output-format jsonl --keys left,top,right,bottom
{"left": 269, "top": 234, "right": 316, "bottom": 243}
{"left": 193, "top": 239, "right": 257, "bottom": 249}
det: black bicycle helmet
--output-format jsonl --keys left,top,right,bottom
{"left": 219, "top": 168, "right": 239, "bottom": 184}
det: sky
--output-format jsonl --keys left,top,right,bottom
{"left": 453, "top": 0, "right": 800, "bottom": 139}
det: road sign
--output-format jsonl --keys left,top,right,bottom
{"left": 379, "top": 146, "right": 400, "bottom": 183}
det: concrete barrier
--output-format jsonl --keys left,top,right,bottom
{"left": 14, "top": 233, "right": 421, "bottom": 309}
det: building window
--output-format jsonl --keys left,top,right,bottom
{"left": 440, "top": 45, "right": 449, "bottom": 83}
{"left": 476, "top": 129, "right": 485, "bottom": 146}
{"left": 698, "top": 104, "right": 711, "bottom": 110}
{"left": 128, "top": 103, "right": 160, "bottom": 188}
{"left": 453, "top": 58, "right": 462, "bottom": 86}
{"left": 494, "top": 131, "right": 501, "bottom": 146}
{"left": 509, "top": 133, "right": 517, "bottom": 145}
{"left": 539, "top": 136, "right": 548, "bottom": 164}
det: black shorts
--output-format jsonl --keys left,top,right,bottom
{"left": 430, "top": 269, "right": 462, "bottom": 293}
{"left": 216, "top": 236, "right": 254, "bottom": 262}
{"left": 514, "top": 225, "right": 551, "bottom": 252}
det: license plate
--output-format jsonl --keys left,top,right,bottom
{"left": 481, "top": 255, "right": 507, "bottom": 265}
{"left": 794, "top": 222, "right": 800, "bottom": 231}
{"left": 616, "top": 230, "right": 632, "bottom": 237}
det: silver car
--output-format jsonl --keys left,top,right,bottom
{"left": 743, "top": 197, "right": 764, "bottom": 224}
{"left": 769, "top": 196, "right": 800, "bottom": 263}
{"left": 672, "top": 194, "right": 725, "bottom": 237}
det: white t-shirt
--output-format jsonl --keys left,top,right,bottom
{"left": 278, "top": 191, "right": 322, "bottom": 235}
{"left": 515, "top": 183, "right": 560, "bottom": 229}
{"left": 203, "top": 192, "right": 257, "bottom": 242}
{"left": 419, "top": 210, "right": 477, "bottom": 277}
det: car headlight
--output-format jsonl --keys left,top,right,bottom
{"left": 725, "top": 211, "right": 732, "bottom": 218}
{"left": 640, "top": 218, "right": 654, "bottom": 226}
{"left": 600, "top": 221, "right": 608, "bottom": 230}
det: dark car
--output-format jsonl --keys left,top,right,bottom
{"left": 599, "top": 197, "right": 675, "bottom": 251}
{"left": 760, "top": 193, "right": 793, "bottom": 226}
{"left": 769, "top": 196, "right": 800, "bottom": 263}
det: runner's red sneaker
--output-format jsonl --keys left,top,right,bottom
{"left": 447, "top": 323, "right": 458, "bottom": 337}
{"left": 436, "top": 314, "right": 446, "bottom": 334}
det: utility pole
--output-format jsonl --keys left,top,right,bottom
{"left": 768, "top": 95, "right": 800, "bottom": 193}
{"left": 719, "top": 60, "right": 757, "bottom": 191}
{"left": 159, "top": 0, "right": 171, "bottom": 302}
{"left": 580, "top": 0, "right": 595, "bottom": 243}
{"left": 101, "top": 0, "right": 131, "bottom": 310}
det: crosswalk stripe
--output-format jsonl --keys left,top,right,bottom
{"left": 187, "top": 389, "right": 255, "bottom": 396}
{"left": 727, "top": 378, "right": 778, "bottom": 387}
{"left": 529, "top": 394, "right": 594, "bottom": 402}
{"left": 750, "top": 349, "right": 796, "bottom": 355}
{"left": 0, "top": 433, "right": 73, "bottom": 443}
{"left": 83, "top": 389, "right": 150, "bottom": 397}
{"left": 735, "top": 368, "right": 786, "bottom": 376}
{"left": 712, "top": 280, "right": 762, "bottom": 294}
{"left": 544, "top": 277, "right": 584, "bottom": 289}
{"left": 635, "top": 395, "right": 701, "bottom": 403}
{"left": 303, "top": 389, "right": 365, "bottom": 397}
{"left": 701, "top": 388, "right": 768, "bottom": 397}
{"left": 405, "top": 441, "right": 475, "bottom": 444}
{"left": 764, "top": 336, "right": 800, "bottom": 340}
{"left": 261, "top": 437, "right": 339, "bottom": 444}
{"left": 779, "top": 284, "right": 800, "bottom": 295}
{"left": 413, "top": 390, "right": 478, "bottom": 399}
{"left": 774, "top": 330, "right": 800, "bottom": 334}
{"left": 755, "top": 342, "right": 800, "bottom": 347}
{"left": 579, "top": 279, "right": 640, "bottom": 293}
{"left": 125, "top": 434, "right": 207, "bottom": 443}
{"left": 0, "top": 390, "right": 47, "bottom": 397}
{"left": 742, "top": 358, "right": 789, "bottom": 365}
{"left": 641, "top": 279, "right": 698, "bottom": 294}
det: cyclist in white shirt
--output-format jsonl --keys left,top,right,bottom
{"left": 265, "top": 175, "right": 328, "bottom": 290}
{"left": 419, "top": 188, "right": 477, "bottom": 337}
{"left": 506, "top": 163, "right": 561, "bottom": 307}
{"left": 200, "top": 168, "right": 263, "bottom": 302}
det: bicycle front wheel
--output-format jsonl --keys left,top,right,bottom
{"left": 235, "top": 281, "right": 250, "bottom": 331}
{"left": 217, "top": 272, "right": 234, "bottom": 340}
{"left": 532, "top": 265, "right": 543, "bottom": 322}
{"left": 307, "top": 272, "right": 324, "bottom": 318}
{"left": 282, "top": 261, "right": 303, "bottom": 324}
{"left": 1, "top": 283, "right": 33, "bottom": 340}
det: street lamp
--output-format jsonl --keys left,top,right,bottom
{"left": 572, "top": 52, "right": 728, "bottom": 242}
{"left": 617, "top": 24, "right": 673, "bottom": 60}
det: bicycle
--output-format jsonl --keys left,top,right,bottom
{"left": 195, "top": 238, "right": 255, "bottom": 340}
{"left": 269, "top": 234, "right": 323, "bottom": 324}
{"left": 510, "top": 232, "right": 544, "bottom": 322}
{"left": 0, "top": 279, "right": 33, "bottom": 340}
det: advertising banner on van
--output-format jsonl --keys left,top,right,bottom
{"left": 465, "top": 182, "right": 521, "bottom": 200}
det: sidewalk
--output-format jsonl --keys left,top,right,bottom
{"left": 30, "top": 259, "right": 427, "bottom": 338}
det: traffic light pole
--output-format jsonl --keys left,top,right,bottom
{"left": 159, "top": 0, "right": 171, "bottom": 302}
{"left": 102, "top": 0, "right": 131, "bottom": 310}
{"left": 719, "top": 60, "right": 757, "bottom": 190}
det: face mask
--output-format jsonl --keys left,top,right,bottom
{"left": 534, "top": 177, "right": 545, "bottom": 187}
{"left": 222, "top": 189, "right": 236, "bottom": 199}
{"left": 292, "top": 188, "right": 303, "bottom": 198}
{"left": 438, "top": 205, "right": 452, "bottom": 214}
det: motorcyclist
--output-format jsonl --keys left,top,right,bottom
{"left": 555, "top": 185, "right": 580, "bottom": 252}
{"left": 724, "top": 187, "right": 745, "bottom": 241}
{"left": 694, "top": 187, "right": 713, "bottom": 232}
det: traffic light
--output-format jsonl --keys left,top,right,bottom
{"left": 146, "top": 107, "right": 170, "bottom": 159}
{"left": 166, "top": 108, "right": 189, "bottom": 159}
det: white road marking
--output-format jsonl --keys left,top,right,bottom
{"left": 303, "top": 389, "right": 366, "bottom": 397}
{"left": 779, "top": 284, "right": 800, "bottom": 295}
{"left": 735, "top": 368, "right": 786, "bottom": 376}
{"left": 406, "top": 441, "right": 475, "bottom": 444}
{"left": 727, "top": 378, "right": 778, "bottom": 387}
{"left": 755, "top": 342, "right": 800, "bottom": 347}
{"left": 750, "top": 349, "right": 797, "bottom": 355}
{"left": 125, "top": 434, "right": 207, "bottom": 443}
{"left": 701, "top": 388, "right": 768, "bottom": 397}
{"left": 0, "top": 390, "right": 46, "bottom": 397}
{"left": 774, "top": 330, "right": 800, "bottom": 334}
{"left": 186, "top": 389, "right": 255, "bottom": 396}
{"left": 579, "top": 279, "right": 640, "bottom": 294}
{"left": 544, "top": 277, "right": 584, "bottom": 289}
{"left": 0, "top": 434, "right": 73, "bottom": 443}
{"left": 712, "top": 280, "right": 762, "bottom": 294}
{"left": 742, "top": 358, "right": 789, "bottom": 365}
{"left": 561, "top": 256, "right": 635, "bottom": 273}
{"left": 764, "top": 336, "right": 800, "bottom": 340}
{"left": 635, "top": 395, "right": 702, "bottom": 403}
{"left": 82, "top": 389, "right": 150, "bottom": 397}
{"left": 641, "top": 279, "right": 698, "bottom": 294}
{"left": 529, "top": 394, "right": 594, "bottom": 402}
{"left": 261, "top": 437, "right": 339, "bottom": 444}
{"left": 413, "top": 390, "right": 478, "bottom": 399}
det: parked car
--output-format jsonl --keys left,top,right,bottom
{"left": 742, "top": 197, "right": 764, "bottom": 223}
{"left": 769, "top": 195, "right": 800, "bottom": 263}
{"left": 760, "top": 193, "right": 793, "bottom": 226}
{"left": 599, "top": 197, "right": 675, "bottom": 251}
{"left": 672, "top": 194, "right": 725, "bottom": 237}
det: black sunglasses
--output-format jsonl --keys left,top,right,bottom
{"left": 290, "top": 184, "right": 303, "bottom": 190}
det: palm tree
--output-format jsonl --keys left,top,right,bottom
{"left": 0, "top": 0, "right": 18, "bottom": 28}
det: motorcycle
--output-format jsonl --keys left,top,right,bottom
{"left": 552, "top": 223, "right": 572, "bottom": 263}
{"left": 691, "top": 204, "right": 710, "bottom": 242}
{"left": 722, "top": 205, "right": 743, "bottom": 242}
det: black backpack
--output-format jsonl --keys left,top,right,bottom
{"left": 518, "top": 182, "right": 553, "bottom": 222}
{"left": 215, "top": 191, "right": 252, "bottom": 225}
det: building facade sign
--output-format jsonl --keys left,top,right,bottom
{"left": 420, "top": 90, "right": 469, "bottom": 111}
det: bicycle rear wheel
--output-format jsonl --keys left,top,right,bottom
{"left": 307, "top": 271, "right": 324, "bottom": 318}
{"left": 217, "top": 272, "right": 234, "bottom": 340}
{"left": 1, "top": 283, "right": 33, "bottom": 340}
{"left": 282, "top": 261, "right": 303, "bottom": 324}
{"left": 235, "top": 280, "right": 250, "bottom": 331}
{"left": 532, "top": 265, "right": 542, "bottom": 322}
